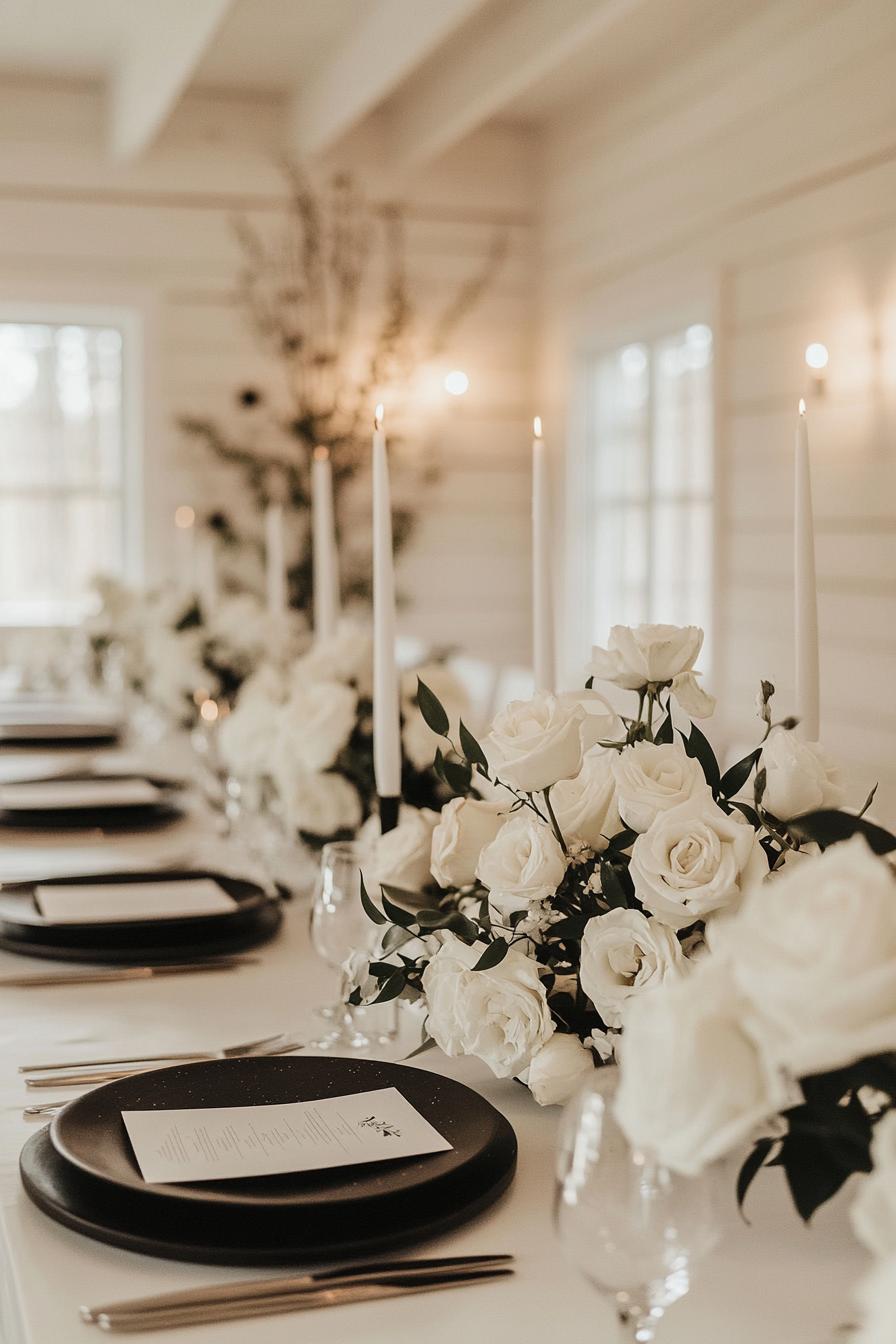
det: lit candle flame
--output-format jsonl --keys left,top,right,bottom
{"left": 798, "top": 398, "right": 807, "bottom": 416}
{"left": 313, "top": 445, "right": 329, "bottom": 462}
{"left": 199, "top": 698, "right": 219, "bottom": 723}
{"left": 533, "top": 416, "right": 543, "bottom": 438}
{"left": 374, "top": 403, "right": 385, "bottom": 430}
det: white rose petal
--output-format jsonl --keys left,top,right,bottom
{"left": 579, "top": 907, "right": 687, "bottom": 1028}
{"left": 421, "top": 932, "right": 554, "bottom": 1078}
{"left": 550, "top": 748, "right": 619, "bottom": 851}
{"left": 292, "top": 621, "right": 373, "bottom": 694}
{"left": 522, "top": 1034, "right": 595, "bottom": 1106}
{"left": 709, "top": 835, "right": 896, "bottom": 1077}
{"left": 670, "top": 671, "right": 716, "bottom": 719}
{"left": 852, "top": 1113, "right": 896, "bottom": 1258}
{"left": 855, "top": 1254, "right": 896, "bottom": 1344}
{"left": 612, "top": 741, "right": 710, "bottom": 834}
{"left": 759, "top": 725, "right": 843, "bottom": 819}
{"left": 278, "top": 768, "right": 362, "bottom": 839}
{"left": 589, "top": 624, "right": 704, "bottom": 692}
{"left": 615, "top": 959, "right": 791, "bottom": 1175}
{"left": 476, "top": 811, "right": 567, "bottom": 919}
{"left": 630, "top": 796, "right": 767, "bottom": 929}
{"left": 430, "top": 796, "right": 508, "bottom": 889}
{"left": 275, "top": 680, "right": 358, "bottom": 773}
{"left": 369, "top": 808, "right": 440, "bottom": 894}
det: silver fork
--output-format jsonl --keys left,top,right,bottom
{"left": 22, "top": 1036, "right": 306, "bottom": 1115}
{"left": 20, "top": 1031, "right": 288, "bottom": 1076}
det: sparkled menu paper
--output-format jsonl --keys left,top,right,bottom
{"left": 35, "top": 879, "right": 237, "bottom": 924}
{"left": 122, "top": 1087, "right": 453, "bottom": 1184}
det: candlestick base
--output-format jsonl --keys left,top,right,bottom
{"left": 378, "top": 795, "right": 400, "bottom": 834}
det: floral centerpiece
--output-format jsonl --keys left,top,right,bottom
{"left": 349, "top": 622, "right": 892, "bottom": 1209}
{"left": 218, "top": 622, "right": 469, "bottom": 846}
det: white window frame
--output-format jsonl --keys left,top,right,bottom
{"left": 0, "top": 298, "right": 147, "bottom": 625}
{"left": 560, "top": 271, "right": 726, "bottom": 691}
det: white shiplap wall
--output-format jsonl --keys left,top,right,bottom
{"left": 540, "top": 0, "right": 896, "bottom": 821}
{"left": 0, "top": 82, "right": 535, "bottom": 666}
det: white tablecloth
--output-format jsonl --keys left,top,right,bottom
{"left": 0, "top": 825, "right": 869, "bottom": 1344}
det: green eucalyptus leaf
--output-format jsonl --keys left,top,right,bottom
{"left": 380, "top": 890, "right": 417, "bottom": 929}
{"left": 459, "top": 719, "right": 489, "bottom": 771}
{"left": 373, "top": 970, "right": 407, "bottom": 1004}
{"left": 359, "top": 874, "right": 387, "bottom": 926}
{"left": 599, "top": 861, "right": 629, "bottom": 910}
{"left": 416, "top": 678, "right": 450, "bottom": 737}
{"left": 472, "top": 939, "right": 509, "bottom": 971}
{"left": 787, "top": 810, "right": 896, "bottom": 855}
{"left": 654, "top": 713, "right": 674, "bottom": 745}
{"left": 720, "top": 748, "right": 760, "bottom": 800}
{"left": 685, "top": 721, "right": 721, "bottom": 794}
{"left": 441, "top": 756, "right": 473, "bottom": 796}
{"left": 736, "top": 1137, "right": 776, "bottom": 1220}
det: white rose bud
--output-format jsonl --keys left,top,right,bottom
{"left": 589, "top": 623, "right": 704, "bottom": 691}
{"left": 550, "top": 748, "right": 619, "bottom": 851}
{"left": 579, "top": 907, "right": 687, "bottom": 1028}
{"left": 521, "top": 1034, "right": 595, "bottom": 1106}
{"left": 615, "top": 959, "right": 792, "bottom": 1175}
{"left": 709, "top": 835, "right": 896, "bottom": 1077}
{"left": 852, "top": 1113, "right": 896, "bottom": 1258}
{"left": 430, "top": 796, "right": 507, "bottom": 889}
{"left": 629, "top": 796, "right": 767, "bottom": 929}
{"left": 476, "top": 812, "right": 567, "bottom": 919}
{"left": 421, "top": 932, "right": 554, "bottom": 1078}
{"left": 612, "top": 741, "right": 710, "bottom": 834}
{"left": 369, "top": 808, "right": 440, "bottom": 894}
{"left": 758, "top": 725, "right": 843, "bottom": 819}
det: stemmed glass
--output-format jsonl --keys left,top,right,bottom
{"left": 555, "top": 1069, "right": 720, "bottom": 1343}
{"left": 308, "top": 841, "right": 379, "bottom": 1051}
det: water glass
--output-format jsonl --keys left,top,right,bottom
{"left": 308, "top": 841, "right": 378, "bottom": 1050}
{"left": 555, "top": 1069, "right": 720, "bottom": 1342}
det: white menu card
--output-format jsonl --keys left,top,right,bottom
{"left": 35, "top": 879, "right": 237, "bottom": 925}
{"left": 122, "top": 1087, "right": 453, "bottom": 1184}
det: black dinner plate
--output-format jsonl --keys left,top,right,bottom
{"left": 0, "top": 869, "right": 282, "bottom": 963}
{"left": 0, "top": 790, "right": 183, "bottom": 832}
{"left": 21, "top": 1057, "right": 517, "bottom": 1265}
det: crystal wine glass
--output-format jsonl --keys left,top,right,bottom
{"left": 555, "top": 1069, "right": 720, "bottom": 1343}
{"left": 308, "top": 841, "right": 379, "bottom": 1051}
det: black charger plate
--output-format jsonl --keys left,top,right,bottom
{"left": 0, "top": 796, "right": 183, "bottom": 832}
{"left": 21, "top": 1057, "right": 517, "bottom": 1265}
{"left": 0, "top": 869, "right": 282, "bottom": 963}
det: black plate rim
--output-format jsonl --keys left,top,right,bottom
{"left": 21, "top": 1126, "right": 516, "bottom": 1267}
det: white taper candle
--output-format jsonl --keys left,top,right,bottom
{"left": 795, "top": 399, "right": 820, "bottom": 740}
{"left": 312, "top": 446, "right": 340, "bottom": 639}
{"left": 372, "top": 405, "right": 401, "bottom": 798}
{"left": 532, "top": 417, "right": 555, "bottom": 692}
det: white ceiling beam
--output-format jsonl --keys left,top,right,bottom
{"left": 386, "top": 0, "right": 648, "bottom": 172}
{"left": 288, "top": 0, "right": 490, "bottom": 159}
{"left": 108, "top": 0, "right": 234, "bottom": 161}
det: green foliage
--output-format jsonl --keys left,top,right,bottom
{"left": 416, "top": 678, "right": 450, "bottom": 737}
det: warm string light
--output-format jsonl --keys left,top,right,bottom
{"left": 444, "top": 370, "right": 469, "bottom": 396}
{"left": 199, "top": 698, "right": 219, "bottom": 723}
{"left": 174, "top": 505, "right": 195, "bottom": 529}
{"left": 805, "top": 343, "right": 829, "bottom": 371}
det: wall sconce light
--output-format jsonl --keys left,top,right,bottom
{"left": 443, "top": 370, "right": 469, "bottom": 396}
{"left": 805, "top": 342, "right": 829, "bottom": 395}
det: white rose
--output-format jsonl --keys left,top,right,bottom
{"left": 421, "top": 932, "right": 554, "bottom": 1078}
{"left": 218, "top": 694, "right": 281, "bottom": 780}
{"left": 855, "top": 1255, "right": 896, "bottom": 1344}
{"left": 709, "top": 836, "right": 896, "bottom": 1077}
{"left": 615, "top": 959, "right": 792, "bottom": 1175}
{"left": 430, "top": 796, "right": 507, "bottom": 889}
{"left": 521, "top": 1034, "right": 595, "bottom": 1106}
{"left": 852, "top": 1114, "right": 896, "bottom": 1258}
{"left": 670, "top": 671, "right": 716, "bottom": 718}
{"left": 613, "top": 741, "right": 710, "bottom": 834}
{"left": 550, "top": 748, "right": 619, "bottom": 851}
{"left": 630, "top": 796, "right": 767, "bottom": 929}
{"left": 589, "top": 623, "right": 704, "bottom": 691}
{"left": 579, "top": 908, "right": 687, "bottom": 1028}
{"left": 369, "top": 808, "right": 440, "bottom": 894}
{"left": 277, "top": 768, "right": 362, "bottom": 838}
{"left": 759, "top": 725, "right": 843, "bottom": 819}
{"left": 292, "top": 621, "right": 373, "bottom": 694}
{"left": 476, "top": 812, "right": 567, "bottom": 918}
{"left": 401, "top": 664, "right": 471, "bottom": 771}
{"left": 276, "top": 679, "right": 357, "bottom": 772}
{"left": 484, "top": 692, "right": 586, "bottom": 793}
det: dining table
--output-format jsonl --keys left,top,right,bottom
{"left": 0, "top": 799, "right": 869, "bottom": 1344}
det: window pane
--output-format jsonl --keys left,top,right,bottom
{"left": 592, "top": 346, "right": 649, "bottom": 501}
{"left": 0, "top": 320, "right": 127, "bottom": 624}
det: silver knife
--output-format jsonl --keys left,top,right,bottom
{"left": 0, "top": 957, "right": 258, "bottom": 988}
{"left": 90, "top": 1270, "right": 514, "bottom": 1332}
{"left": 83, "top": 1255, "right": 514, "bottom": 1320}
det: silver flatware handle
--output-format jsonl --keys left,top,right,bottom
{"left": 93, "top": 1271, "right": 513, "bottom": 1331}
{"left": 83, "top": 1255, "right": 514, "bottom": 1319}
{"left": 0, "top": 957, "right": 256, "bottom": 988}
{"left": 27, "top": 1065, "right": 172, "bottom": 1087}
{"left": 20, "top": 1050, "right": 212, "bottom": 1073}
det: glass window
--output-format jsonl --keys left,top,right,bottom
{"left": 0, "top": 320, "right": 129, "bottom": 625}
{"left": 587, "top": 324, "right": 714, "bottom": 671}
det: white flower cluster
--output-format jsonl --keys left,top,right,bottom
{"left": 851, "top": 1117, "right": 896, "bottom": 1344}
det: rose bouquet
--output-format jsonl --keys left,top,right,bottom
{"left": 349, "top": 622, "right": 889, "bottom": 1147}
{"left": 218, "top": 623, "right": 469, "bottom": 846}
